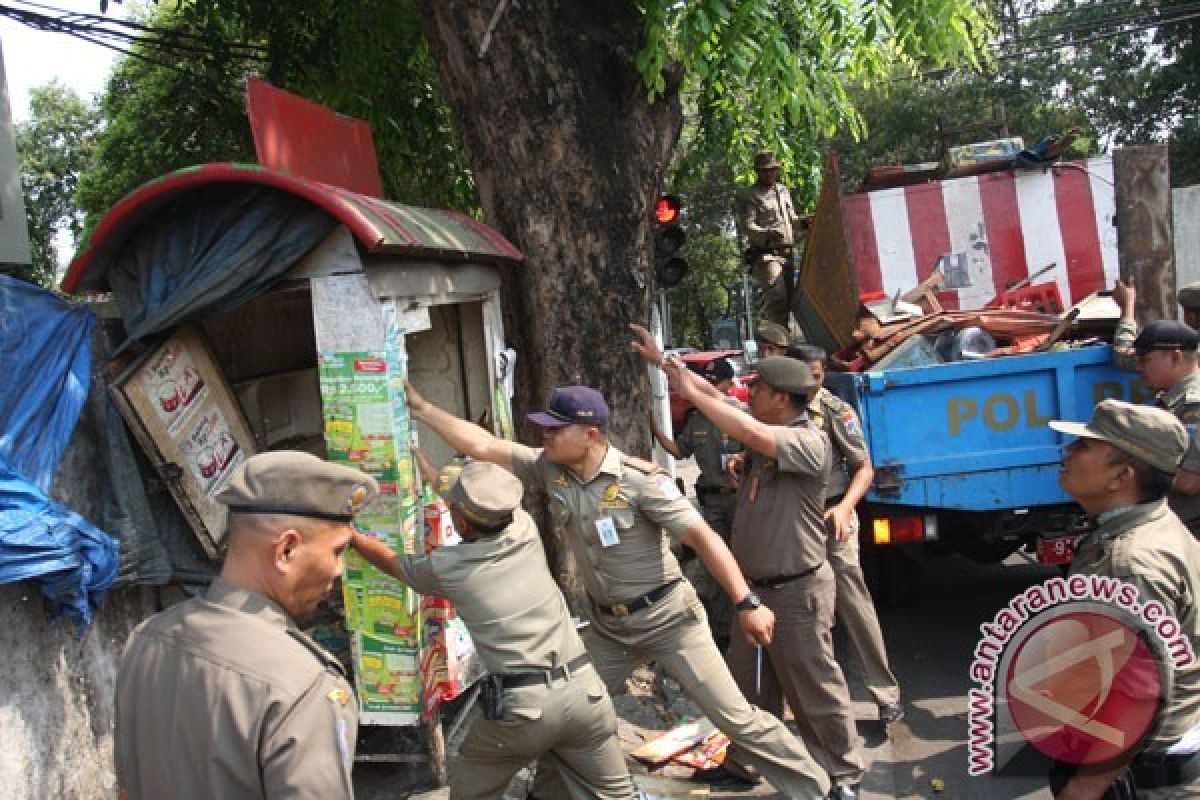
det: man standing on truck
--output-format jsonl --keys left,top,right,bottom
{"left": 633, "top": 325, "right": 867, "bottom": 800}
{"left": 1112, "top": 280, "right": 1200, "bottom": 538}
{"left": 738, "top": 151, "right": 801, "bottom": 328}
{"left": 650, "top": 356, "right": 743, "bottom": 649}
{"left": 796, "top": 344, "right": 904, "bottom": 727}
{"left": 402, "top": 380, "right": 831, "bottom": 798}
{"left": 1048, "top": 399, "right": 1200, "bottom": 799}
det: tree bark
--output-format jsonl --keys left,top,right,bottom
{"left": 417, "top": 1, "right": 682, "bottom": 589}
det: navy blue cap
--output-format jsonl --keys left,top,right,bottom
{"left": 701, "top": 357, "right": 735, "bottom": 383}
{"left": 1133, "top": 320, "right": 1199, "bottom": 354}
{"left": 527, "top": 386, "right": 609, "bottom": 428}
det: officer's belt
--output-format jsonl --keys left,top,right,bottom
{"left": 495, "top": 653, "right": 592, "bottom": 689}
{"left": 824, "top": 493, "right": 846, "bottom": 508}
{"left": 1133, "top": 750, "right": 1200, "bottom": 789}
{"left": 749, "top": 561, "right": 824, "bottom": 589}
{"left": 696, "top": 485, "right": 737, "bottom": 497}
{"left": 593, "top": 579, "right": 682, "bottom": 618}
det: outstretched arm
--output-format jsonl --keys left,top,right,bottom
{"left": 630, "top": 324, "right": 778, "bottom": 457}
{"left": 406, "top": 381, "right": 516, "bottom": 471}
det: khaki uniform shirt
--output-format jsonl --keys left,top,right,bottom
{"left": 391, "top": 509, "right": 585, "bottom": 673}
{"left": 1111, "top": 322, "right": 1200, "bottom": 531}
{"left": 511, "top": 444, "right": 703, "bottom": 605}
{"left": 731, "top": 415, "right": 831, "bottom": 579}
{"left": 1112, "top": 318, "right": 1139, "bottom": 372}
{"left": 676, "top": 399, "right": 744, "bottom": 490}
{"left": 1160, "top": 371, "right": 1200, "bottom": 530}
{"left": 737, "top": 182, "right": 798, "bottom": 250}
{"left": 809, "top": 387, "right": 869, "bottom": 501}
{"left": 115, "top": 579, "right": 357, "bottom": 800}
{"left": 1070, "top": 500, "right": 1200, "bottom": 752}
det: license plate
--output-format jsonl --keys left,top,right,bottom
{"left": 1037, "top": 534, "right": 1084, "bottom": 565}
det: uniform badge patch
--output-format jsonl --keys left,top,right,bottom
{"left": 599, "top": 482, "right": 630, "bottom": 509}
{"left": 328, "top": 687, "right": 352, "bottom": 706}
{"left": 840, "top": 409, "right": 862, "bottom": 438}
{"left": 345, "top": 484, "right": 370, "bottom": 514}
{"left": 553, "top": 473, "right": 569, "bottom": 488}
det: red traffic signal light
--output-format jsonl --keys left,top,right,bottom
{"left": 652, "top": 194, "right": 688, "bottom": 288}
{"left": 655, "top": 195, "right": 681, "bottom": 225}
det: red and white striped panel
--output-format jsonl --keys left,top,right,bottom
{"left": 842, "top": 156, "right": 1119, "bottom": 310}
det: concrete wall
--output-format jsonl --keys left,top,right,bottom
{"left": 0, "top": 320, "right": 155, "bottom": 799}
{"left": 0, "top": 585, "right": 152, "bottom": 799}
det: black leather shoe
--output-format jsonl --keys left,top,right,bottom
{"left": 693, "top": 762, "right": 761, "bottom": 787}
{"left": 827, "top": 783, "right": 860, "bottom": 800}
{"left": 879, "top": 702, "right": 905, "bottom": 725}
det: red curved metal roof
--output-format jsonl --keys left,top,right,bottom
{"left": 61, "top": 163, "right": 523, "bottom": 294}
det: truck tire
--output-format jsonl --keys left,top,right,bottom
{"left": 862, "top": 546, "right": 917, "bottom": 608}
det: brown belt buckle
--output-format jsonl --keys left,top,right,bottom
{"left": 611, "top": 603, "right": 629, "bottom": 618}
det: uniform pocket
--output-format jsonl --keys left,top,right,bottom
{"left": 501, "top": 705, "right": 544, "bottom": 724}
{"left": 585, "top": 677, "right": 606, "bottom": 703}
{"left": 611, "top": 509, "right": 636, "bottom": 531}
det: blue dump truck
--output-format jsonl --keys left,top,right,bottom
{"left": 827, "top": 345, "right": 1154, "bottom": 603}
{"left": 789, "top": 146, "right": 1175, "bottom": 603}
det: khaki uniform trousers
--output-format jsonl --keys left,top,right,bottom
{"left": 684, "top": 491, "right": 738, "bottom": 646}
{"left": 751, "top": 255, "right": 790, "bottom": 327}
{"left": 533, "top": 581, "right": 829, "bottom": 799}
{"left": 1139, "top": 777, "right": 1200, "bottom": 799}
{"left": 827, "top": 514, "right": 900, "bottom": 708}
{"left": 452, "top": 664, "right": 634, "bottom": 800}
{"left": 727, "top": 563, "right": 866, "bottom": 786}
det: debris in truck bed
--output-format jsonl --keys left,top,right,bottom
{"left": 831, "top": 288, "right": 1119, "bottom": 373}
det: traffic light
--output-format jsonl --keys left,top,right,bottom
{"left": 653, "top": 194, "right": 689, "bottom": 289}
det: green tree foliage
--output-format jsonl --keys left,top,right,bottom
{"left": 76, "top": 3, "right": 259, "bottom": 233}
{"left": 78, "top": 0, "right": 473, "bottom": 236}
{"left": 641, "top": 0, "right": 992, "bottom": 183}
{"left": 827, "top": 0, "right": 1200, "bottom": 188}
{"left": 13, "top": 81, "right": 100, "bottom": 287}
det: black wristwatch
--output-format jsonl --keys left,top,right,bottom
{"left": 735, "top": 591, "right": 762, "bottom": 612}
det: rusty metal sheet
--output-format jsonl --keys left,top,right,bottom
{"left": 792, "top": 153, "right": 861, "bottom": 352}
{"left": 61, "top": 163, "right": 523, "bottom": 294}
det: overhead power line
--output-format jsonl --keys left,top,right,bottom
{"left": 0, "top": 0, "right": 269, "bottom": 72}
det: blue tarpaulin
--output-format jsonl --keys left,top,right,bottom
{"left": 0, "top": 275, "right": 117, "bottom": 625}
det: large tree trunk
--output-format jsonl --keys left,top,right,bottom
{"left": 418, "top": 1, "right": 682, "bottom": 588}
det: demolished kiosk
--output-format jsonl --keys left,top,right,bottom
{"left": 61, "top": 161, "right": 523, "bottom": 771}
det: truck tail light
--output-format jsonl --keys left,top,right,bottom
{"left": 872, "top": 514, "right": 937, "bottom": 545}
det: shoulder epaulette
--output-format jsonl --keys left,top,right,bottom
{"left": 621, "top": 455, "right": 662, "bottom": 475}
{"left": 288, "top": 628, "right": 347, "bottom": 678}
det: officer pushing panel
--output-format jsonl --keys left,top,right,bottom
{"left": 404, "top": 379, "right": 831, "bottom": 799}
{"left": 351, "top": 460, "right": 635, "bottom": 800}
{"left": 632, "top": 325, "right": 867, "bottom": 799}
{"left": 115, "top": 451, "right": 376, "bottom": 800}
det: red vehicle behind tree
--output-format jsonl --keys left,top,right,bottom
{"left": 668, "top": 349, "right": 752, "bottom": 429}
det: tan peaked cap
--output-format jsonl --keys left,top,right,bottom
{"left": 754, "top": 356, "right": 818, "bottom": 394}
{"left": 442, "top": 461, "right": 523, "bottom": 528}
{"left": 215, "top": 450, "right": 379, "bottom": 521}
{"left": 1048, "top": 399, "right": 1188, "bottom": 474}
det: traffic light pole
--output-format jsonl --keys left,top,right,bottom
{"left": 658, "top": 288, "right": 671, "bottom": 348}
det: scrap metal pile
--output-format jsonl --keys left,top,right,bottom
{"left": 830, "top": 272, "right": 1119, "bottom": 372}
